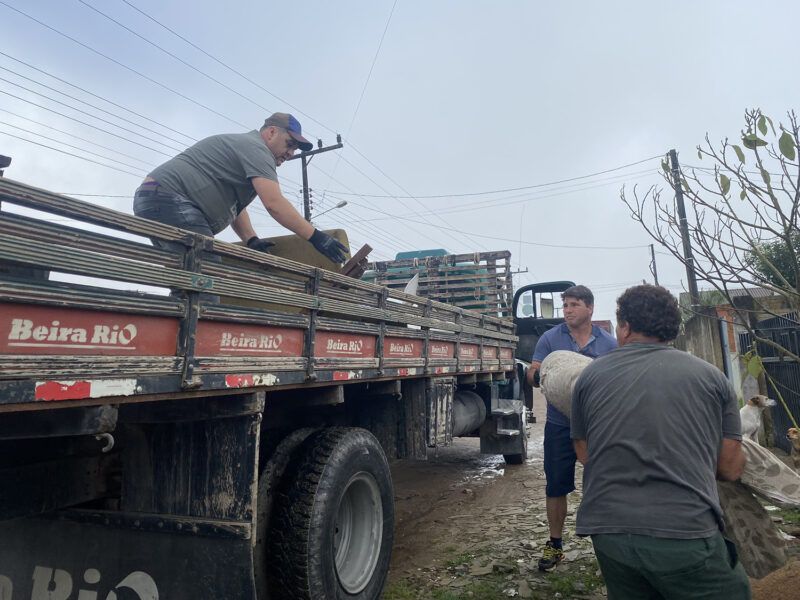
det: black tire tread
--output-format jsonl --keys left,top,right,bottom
{"left": 267, "top": 427, "right": 392, "bottom": 600}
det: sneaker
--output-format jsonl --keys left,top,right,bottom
{"left": 537, "top": 540, "right": 565, "bottom": 572}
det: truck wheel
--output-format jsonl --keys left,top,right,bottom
{"left": 268, "top": 427, "right": 394, "bottom": 600}
{"left": 503, "top": 406, "right": 528, "bottom": 465}
{"left": 254, "top": 427, "right": 317, "bottom": 600}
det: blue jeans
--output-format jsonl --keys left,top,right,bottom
{"left": 133, "top": 184, "right": 220, "bottom": 303}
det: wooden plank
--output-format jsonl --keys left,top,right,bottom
{"left": 341, "top": 244, "right": 373, "bottom": 278}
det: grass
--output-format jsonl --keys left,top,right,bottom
{"left": 382, "top": 576, "right": 514, "bottom": 600}
{"left": 383, "top": 549, "right": 604, "bottom": 600}
{"left": 443, "top": 551, "right": 473, "bottom": 570}
{"left": 769, "top": 505, "right": 800, "bottom": 529}
{"left": 382, "top": 580, "right": 422, "bottom": 600}
{"left": 546, "top": 559, "right": 605, "bottom": 595}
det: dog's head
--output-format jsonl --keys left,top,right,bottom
{"left": 747, "top": 394, "right": 777, "bottom": 410}
{"left": 788, "top": 428, "right": 800, "bottom": 447}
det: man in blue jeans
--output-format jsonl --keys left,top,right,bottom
{"left": 133, "top": 112, "right": 347, "bottom": 265}
{"left": 525, "top": 285, "right": 617, "bottom": 572}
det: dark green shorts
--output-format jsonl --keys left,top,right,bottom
{"left": 591, "top": 531, "right": 751, "bottom": 600}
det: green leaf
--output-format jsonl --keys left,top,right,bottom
{"left": 766, "top": 116, "right": 776, "bottom": 135}
{"left": 719, "top": 174, "right": 731, "bottom": 195}
{"left": 779, "top": 131, "right": 796, "bottom": 161}
{"left": 758, "top": 116, "right": 768, "bottom": 136}
{"left": 761, "top": 168, "right": 771, "bottom": 185}
{"left": 743, "top": 134, "right": 768, "bottom": 149}
{"left": 680, "top": 178, "right": 690, "bottom": 192}
{"left": 740, "top": 189, "right": 747, "bottom": 200}
{"left": 747, "top": 353, "right": 764, "bottom": 379}
{"left": 732, "top": 144, "right": 746, "bottom": 164}
{"left": 661, "top": 160, "right": 669, "bottom": 173}
{"left": 697, "top": 150, "right": 702, "bottom": 160}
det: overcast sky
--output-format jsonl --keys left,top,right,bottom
{"left": 2, "top": 0, "right": 799, "bottom": 321}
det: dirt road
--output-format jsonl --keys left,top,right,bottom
{"left": 382, "top": 392, "right": 605, "bottom": 600}
{"left": 381, "top": 390, "right": 800, "bottom": 600}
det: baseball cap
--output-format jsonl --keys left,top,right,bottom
{"left": 263, "top": 112, "right": 313, "bottom": 151}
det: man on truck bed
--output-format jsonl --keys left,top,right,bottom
{"left": 526, "top": 284, "right": 617, "bottom": 572}
{"left": 133, "top": 112, "right": 348, "bottom": 263}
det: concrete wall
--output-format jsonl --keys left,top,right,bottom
{"left": 674, "top": 306, "right": 725, "bottom": 372}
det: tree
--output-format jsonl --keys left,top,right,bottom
{"left": 621, "top": 108, "right": 800, "bottom": 364}
{"left": 747, "top": 230, "right": 800, "bottom": 288}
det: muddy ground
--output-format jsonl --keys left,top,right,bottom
{"left": 382, "top": 390, "right": 800, "bottom": 600}
{"left": 383, "top": 391, "right": 603, "bottom": 600}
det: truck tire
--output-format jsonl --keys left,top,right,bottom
{"left": 254, "top": 427, "right": 317, "bottom": 600}
{"left": 268, "top": 427, "right": 394, "bottom": 600}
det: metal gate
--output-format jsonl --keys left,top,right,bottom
{"left": 739, "top": 312, "right": 800, "bottom": 454}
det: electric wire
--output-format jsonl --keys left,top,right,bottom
{"left": 346, "top": 167, "right": 659, "bottom": 222}
{"left": 77, "top": 0, "right": 278, "bottom": 118}
{"left": 0, "top": 89, "right": 175, "bottom": 156}
{"left": 0, "top": 63, "right": 189, "bottom": 147}
{"left": 328, "top": 155, "right": 664, "bottom": 199}
{"left": 0, "top": 106, "right": 153, "bottom": 164}
{"left": 0, "top": 120, "right": 148, "bottom": 171}
{"left": 340, "top": 0, "right": 398, "bottom": 148}
{"left": 118, "top": 0, "right": 336, "bottom": 138}
{"left": 0, "top": 130, "right": 144, "bottom": 178}
{"left": 0, "top": 1, "right": 249, "bottom": 129}
{"left": 0, "top": 73, "right": 185, "bottom": 153}
{"left": 0, "top": 50, "right": 196, "bottom": 142}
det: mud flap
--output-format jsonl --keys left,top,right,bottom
{"left": 0, "top": 516, "right": 256, "bottom": 600}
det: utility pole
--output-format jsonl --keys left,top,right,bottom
{"left": 0, "top": 155, "right": 10, "bottom": 178}
{"left": 668, "top": 149, "right": 699, "bottom": 306}
{"left": 649, "top": 243, "right": 659, "bottom": 286}
{"left": 287, "top": 135, "right": 343, "bottom": 220}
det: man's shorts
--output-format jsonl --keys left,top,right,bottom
{"left": 544, "top": 421, "right": 577, "bottom": 497}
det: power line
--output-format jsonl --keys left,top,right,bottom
{"left": 0, "top": 106, "right": 153, "bottom": 164}
{"left": 0, "top": 120, "right": 148, "bottom": 171}
{"left": 0, "top": 89, "right": 175, "bottom": 156}
{"left": 77, "top": 0, "right": 277, "bottom": 118}
{"left": 0, "top": 51, "right": 196, "bottom": 142}
{"left": 342, "top": 0, "right": 398, "bottom": 142}
{"left": 118, "top": 0, "right": 336, "bottom": 137}
{"left": 0, "top": 1, "right": 249, "bottom": 129}
{"left": 337, "top": 201, "right": 651, "bottom": 250}
{"left": 328, "top": 155, "right": 664, "bottom": 199}
{"left": 0, "top": 73, "right": 185, "bottom": 153}
{"left": 0, "top": 63, "right": 189, "bottom": 147}
{"left": 0, "top": 130, "right": 144, "bottom": 178}
{"left": 344, "top": 167, "right": 658, "bottom": 221}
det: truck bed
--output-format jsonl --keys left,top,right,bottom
{"left": 0, "top": 178, "right": 516, "bottom": 411}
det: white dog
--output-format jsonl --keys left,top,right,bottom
{"left": 740, "top": 395, "right": 777, "bottom": 443}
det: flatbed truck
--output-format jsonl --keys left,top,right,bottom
{"left": 0, "top": 178, "right": 526, "bottom": 600}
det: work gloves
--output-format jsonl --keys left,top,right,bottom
{"left": 309, "top": 229, "right": 348, "bottom": 264}
{"left": 246, "top": 236, "right": 276, "bottom": 254}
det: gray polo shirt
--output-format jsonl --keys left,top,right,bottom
{"left": 149, "top": 130, "right": 278, "bottom": 234}
{"left": 571, "top": 343, "right": 742, "bottom": 539}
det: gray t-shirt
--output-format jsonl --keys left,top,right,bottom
{"left": 571, "top": 342, "right": 742, "bottom": 539}
{"left": 149, "top": 130, "right": 278, "bottom": 234}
